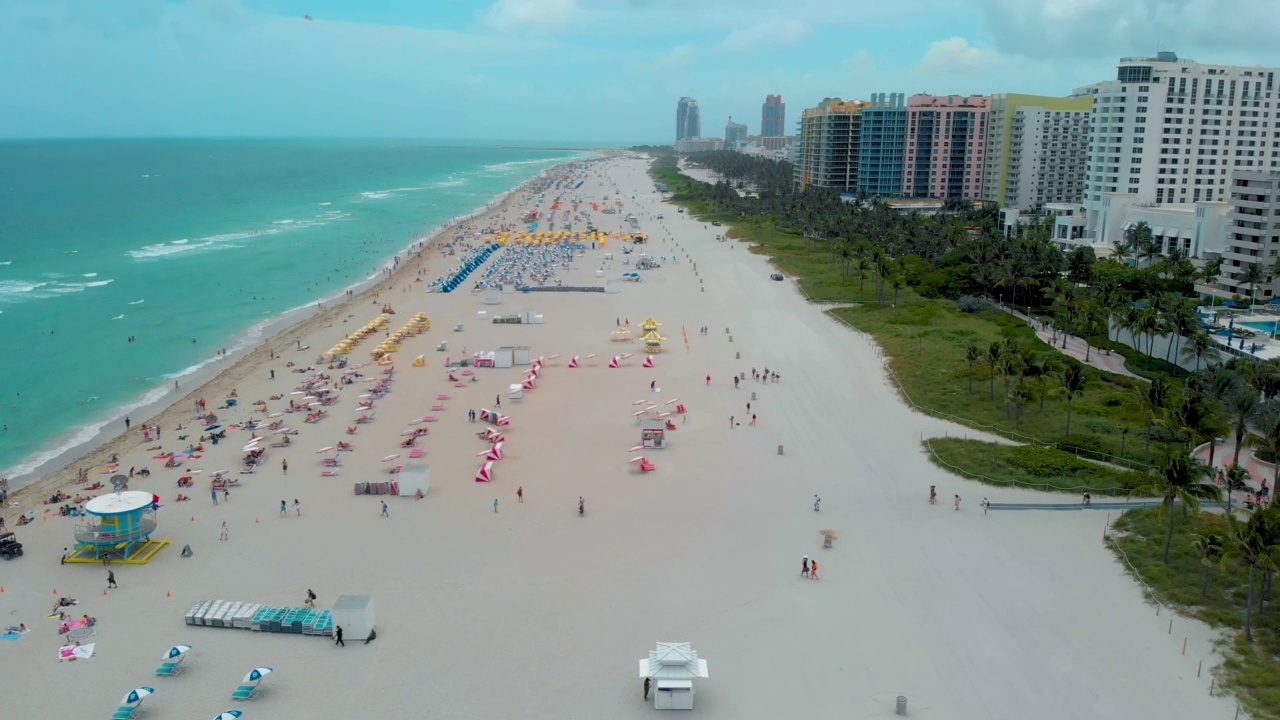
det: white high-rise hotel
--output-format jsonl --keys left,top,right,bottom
{"left": 1083, "top": 52, "right": 1278, "bottom": 253}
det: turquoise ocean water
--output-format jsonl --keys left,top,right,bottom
{"left": 0, "top": 138, "right": 593, "bottom": 486}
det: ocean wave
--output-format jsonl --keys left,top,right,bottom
{"left": 128, "top": 299, "right": 145, "bottom": 305}
{"left": 273, "top": 219, "right": 295, "bottom": 224}
{"left": 82, "top": 272, "right": 98, "bottom": 277}
{"left": 319, "top": 202, "right": 331, "bottom": 206}
{"left": 44, "top": 278, "right": 114, "bottom": 295}
{"left": 1, "top": 384, "right": 171, "bottom": 483}
{"left": 128, "top": 229, "right": 280, "bottom": 260}
{"left": 0, "top": 260, "right": 12, "bottom": 265}
{"left": 361, "top": 191, "right": 392, "bottom": 199}
{"left": 483, "top": 155, "right": 582, "bottom": 172}
{"left": 111, "top": 314, "right": 124, "bottom": 320}
{"left": 0, "top": 279, "right": 49, "bottom": 298}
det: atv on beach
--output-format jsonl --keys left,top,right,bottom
{"left": 0, "top": 531, "right": 24, "bottom": 559}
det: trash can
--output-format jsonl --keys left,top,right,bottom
{"left": 896, "top": 695, "right": 907, "bottom": 715}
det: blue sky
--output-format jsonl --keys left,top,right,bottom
{"left": 3, "top": 0, "right": 1278, "bottom": 142}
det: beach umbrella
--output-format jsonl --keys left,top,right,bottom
{"left": 268, "top": 412, "right": 283, "bottom": 418}
{"left": 204, "top": 424, "right": 222, "bottom": 432}
{"left": 241, "top": 443, "right": 260, "bottom": 452}
{"left": 629, "top": 456, "right": 646, "bottom": 464}
{"left": 212, "top": 712, "right": 243, "bottom": 720}
{"left": 162, "top": 645, "right": 191, "bottom": 660}
{"left": 290, "top": 391, "right": 306, "bottom": 395}
{"left": 629, "top": 445, "right": 644, "bottom": 452}
{"left": 121, "top": 687, "right": 155, "bottom": 707}
{"left": 381, "top": 454, "right": 401, "bottom": 462}
{"left": 243, "top": 667, "right": 273, "bottom": 684}
{"left": 315, "top": 447, "right": 334, "bottom": 454}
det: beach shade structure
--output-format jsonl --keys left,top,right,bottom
{"left": 522, "top": 378, "right": 536, "bottom": 391}
{"left": 213, "top": 712, "right": 244, "bottom": 720}
{"left": 480, "top": 442, "right": 504, "bottom": 461}
{"left": 121, "top": 687, "right": 155, "bottom": 708}
{"left": 639, "top": 642, "right": 707, "bottom": 710}
{"left": 474, "top": 461, "right": 494, "bottom": 483}
{"left": 494, "top": 414, "right": 512, "bottom": 427}
{"left": 243, "top": 667, "right": 273, "bottom": 685}
{"left": 163, "top": 644, "right": 192, "bottom": 660}
{"left": 643, "top": 356, "right": 655, "bottom": 368}
{"left": 478, "top": 409, "right": 493, "bottom": 422}
{"left": 568, "top": 356, "right": 580, "bottom": 368}
{"left": 608, "top": 356, "right": 621, "bottom": 368}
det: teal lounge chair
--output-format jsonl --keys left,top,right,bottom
{"left": 230, "top": 684, "right": 258, "bottom": 700}
{"left": 155, "top": 660, "right": 182, "bottom": 676}
{"left": 110, "top": 706, "right": 140, "bottom": 720}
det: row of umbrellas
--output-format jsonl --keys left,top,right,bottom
{"left": 123, "top": 649, "right": 271, "bottom": 714}
{"left": 371, "top": 312, "right": 431, "bottom": 359}
{"left": 321, "top": 313, "right": 390, "bottom": 360}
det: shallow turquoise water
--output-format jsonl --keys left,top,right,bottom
{"left": 0, "top": 138, "right": 594, "bottom": 481}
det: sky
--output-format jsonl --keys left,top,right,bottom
{"left": 4, "top": 0, "right": 1280, "bottom": 143}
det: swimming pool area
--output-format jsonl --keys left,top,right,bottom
{"left": 1239, "top": 320, "right": 1279, "bottom": 334}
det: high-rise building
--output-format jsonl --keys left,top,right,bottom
{"left": 794, "top": 98, "right": 867, "bottom": 190}
{"left": 725, "top": 117, "right": 749, "bottom": 147}
{"left": 1201, "top": 171, "right": 1280, "bottom": 302}
{"left": 762, "top": 95, "right": 786, "bottom": 137}
{"left": 1082, "top": 52, "right": 1280, "bottom": 247}
{"left": 903, "top": 95, "right": 990, "bottom": 199}
{"left": 676, "top": 97, "right": 701, "bottom": 141}
{"left": 983, "top": 93, "right": 1093, "bottom": 212}
{"left": 858, "top": 93, "right": 908, "bottom": 198}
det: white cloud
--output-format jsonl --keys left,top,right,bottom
{"left": 843, "top": 50, "right": 877, "bottom": 76}
{"left": 719, "top": 19, "right": 809, "bottom": 52}
{"left": 974, "top": 0, "right": 1280, "bottom": 59}
{"left": 480, "top": 0, "right": 579, "bottom": 33}
{"left": 915, "top": 37, "right": 996, "bottom": 75}
{"left": 654, "top": 43, "right": 695, "bottom": 71}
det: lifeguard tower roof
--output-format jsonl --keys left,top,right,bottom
{"left": 84, "top": 491, "right": 154, "bottom": 516}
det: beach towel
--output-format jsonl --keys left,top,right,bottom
{"left": 57, "top": 643, "right": 95, "bottom": 661}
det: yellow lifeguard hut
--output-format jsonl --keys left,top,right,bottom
{"left": 643, "top": 330, "right": 666, "bottom": 353}
{"left": 640, "top": 317, "right": 661, "bottom": 333}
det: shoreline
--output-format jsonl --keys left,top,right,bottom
{"left": 2, "top": 153, "right": 603, "bottom": 501}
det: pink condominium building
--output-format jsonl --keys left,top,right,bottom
{"left": 903, "top": 94, "right": 990, "bottom": 200}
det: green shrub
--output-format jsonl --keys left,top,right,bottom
{"left": 1084, "top": 418, "right": 1119, "bottom": 435}
{"left": 1054, "top": 436, "right": 1110, "bottom": 461}
{"left": 1007, "top": 445, "right": 1091, "bottom": 477}
{"left": 1071, "top": 401, "right": 1110, "bottom": 417}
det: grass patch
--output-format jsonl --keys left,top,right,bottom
{"left": 646, "top": 162, "right": 1174, "bottom": 467}
{"left": 1111, "top": 508, "right": 1280, "bottom": 719}
{"left": 925, "top": 437, "right": 1143, "bottom": 494}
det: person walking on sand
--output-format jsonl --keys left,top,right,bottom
{"left": 280, "top": 500, "right": 287, "bottom": 517}
{"left": 493, "top": 498, "right": 500, "bottom": 513}
{"left": 107, "top": 570, "right": 118, "bottom": 588}
{"left": 294, "top": 499, "right": 302, "bottom": 516}
{"left": 929, "top": 485, "right": 937, "bottom": 505}
{"left": 211, "top": 488, "right": 219, "bottom": 505}
{"left": 305, "top": 588, "right": 316, "bottom": 607}
{"left": 801, "top": 556, "right": 809, "bottom": 578}
{"left": 495, "top": 395, "right": 501, "bottom": 408}
{"left": 381, "top": 501, "right": 389, "bottom": 517}
{"left": 729, "top": 416, "right": 734, "bottom": 428}
{"left": 644, "top": 676, "right": 652, "bottom": 701}
{"left": 810, "top": 559, "right": 819, "bottom": 580}
{"left": 335, "top": 625, "right": 345, "bottom": 646}
{"left": 813, "top": 495, "right": 821, "bottom": 512}
{"left": 751, "top": 414, "right": 757, "bottom": 425}
{"left": 954, "top": 494, "right": 961, "bottom": 511}
{"left": 62, "top": 547, "right": 69, "bottom": 565}
{"left": 705, "top": 374, "right": 711, "bottom": 386}
{"left": 982, "top": 497, "right": 990, "bottom": 515}
{"left": 578, "top": 496, "right": 585, "bottom": 516}
{"left": 281, "top": 459, "right": 288, "bottom": 475}
{"left": 219, "top": 522, "right": 229, "bottom": 541}
{"left": 517, "top": 486, "right": 523, "bottom": 503}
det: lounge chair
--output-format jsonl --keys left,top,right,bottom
{"left": 155, "top": 660, "right": 183, "bottom": 676}
{"left": 111, "top": 706, "right": 141, "bottom": 720}
{"left": 231, "top": 684, "right": 259, "bottom": 701}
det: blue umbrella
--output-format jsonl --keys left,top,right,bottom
{"left": 204, "top": 424, "right": 222, "bottom": 432}
{"left": 243, "top": 667, "right": 274, "bottom": 684}
{"left": 162, "top": 645, "right": 191, "bottom": 660}
{"left": 213, "top": 712, "right": 243, "bottom": 720}
{"left": 121, "top": 687, "right": 155, "bottom": 707}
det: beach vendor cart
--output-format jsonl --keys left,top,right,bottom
{"left": 639, "top": 642, "right": 708, "bottom": 710}
{"left": 640, "top": 419, "right": 667, "bottom": 449}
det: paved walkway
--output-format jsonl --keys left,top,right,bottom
{"left": 1001, "top": 306, "right": 1144, "bottom": 380}
{"left": 1193, "top": 439, "right": 1275, "bottom": 506}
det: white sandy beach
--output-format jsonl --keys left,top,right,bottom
{"left": 0, "top": 155, "right": 1238, "bottom": 719}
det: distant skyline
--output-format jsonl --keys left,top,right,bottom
{"left": 4, "top": 0, "right": 1280, "bottom": 142}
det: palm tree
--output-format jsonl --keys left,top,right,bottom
{"left": 1060, "top": 362, "right": 1087, "bottom": 437}
{"left": 1136, "top": 377, "right": 1172, "bottom": 466}
{"left": 1241, "top": 262, "right": 1267, "bottom": 310}
{"left": 987, "top": 342, "right": 1002, "bottom": 402}
{"left": 1125, "top": 221, "right": 1156, "bottom": 267}
{"left": 1245, "top": 400, "right": 1280, "bottom": 491}
{"left": 1223, "top": 464, "right": 1252, "bottom": 514}
{"left": 1009, "top": 383, "right": 1036, "bottom": 429}
{"left": 1180, "top": 330, "right": 1222, "bottom": 371}
{"left": 1192, "top": 532, "right": 1226, "bottom": 598}
{"left": 1132, "top": 452, "right": 1220, "bottom": 563}
{"left": 1199, "top": 258, "right": 1223, "bottom": 307}
{"left": 965, "top": 345, "right": 981, "bottom": 395}
{"left": 1220, "top": 509, "right": 1280, "bottom": 641}
{"left": 1224, "top": 386, "right": 1262, "bottom": 467}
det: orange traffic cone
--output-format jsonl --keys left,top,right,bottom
{"left": 52, "top": 588, "right": 58, "bottom": 594}
{"left": 255, "top": 518, "right": 259, "bottom": 524}
{"left": 0, "top": 586, "right": 5, "bottom": 593}
{"left": 166, "top": 591, "right": 172, "bottom": 598}
{"left": 191, "top": 515, "right": 196, "bottom": 522}
{"left": 103, "top": 589, "right": 109, "bottom": 596}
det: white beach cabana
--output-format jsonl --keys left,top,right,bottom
{"left": 638, "top": 642, "right": 709, "bottom": 710}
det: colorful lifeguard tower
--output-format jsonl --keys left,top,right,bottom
{"left": 68, "top": 491, "right": 168, "bottom": 564}
{"left": 639, "top": 317, "right": 662, "bottom": 333}
{"left": 643, "top": 330, "right": 666, "bottom": 354}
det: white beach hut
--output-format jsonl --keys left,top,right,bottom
{"left": 638, "top": 642, "right": 708, "bottom": 710}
